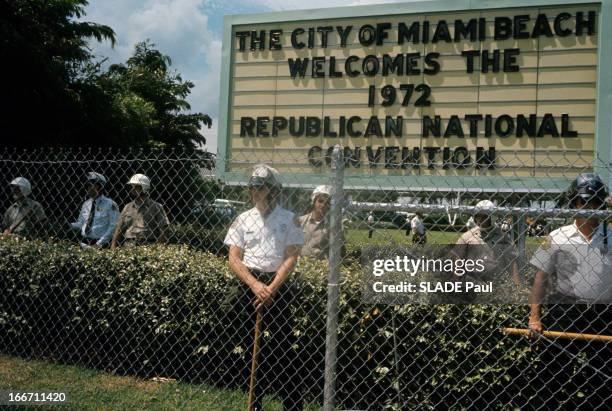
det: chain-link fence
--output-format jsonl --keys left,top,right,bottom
{"left": 0, "top": 147, "right": 610, "bottom": 410}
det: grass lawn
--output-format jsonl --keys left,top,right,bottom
{"left": 0, "top": 355, "right": 320, "bottom": 411}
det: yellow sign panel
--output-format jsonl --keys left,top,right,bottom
{"left": 227, "top": 5, "right": 599, "bottom": 177}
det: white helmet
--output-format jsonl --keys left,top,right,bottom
{"left": 10, "top": 177, "right": 32, "bottom": 197}
{"left": 248, "top": 164, "right": 282, "bottom": 189}
{"left": 475, "top": 200, "right": 495, "bottom": 211}
{"left": 87, "top": 171, "right": 107, "bottom": 186}
{"left": 128, "top": 174, "right": 151, "bottom": 193}
{"left": 312, "top": 185, "right": 332, "bottom": 202}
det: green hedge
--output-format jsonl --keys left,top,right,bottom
{"left": 0, "top": 238, "right": 542, "bottom": 409}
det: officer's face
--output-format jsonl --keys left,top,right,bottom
{"left": 475, "top": 214, "right": 491, "bottom": 228}
{"left": 314, "top": 195, "right": 330, "bottom": 214}
{"left": 87, "top": 183, "right": 100, "bottom": 198}
{"left": 576, "top": 198, "right": 603, "bottom": 224}
{"left": 249, "top": 185, "right": 270, "bottom": 205}
{"left": 11, "top": 186, "right": 23, "bottom": 200}
{"left": 130, "top": 185, "right": 144, "bottom": 198}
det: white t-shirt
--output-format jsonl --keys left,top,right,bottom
{"left": 411, "top": 216, "right": 425, "bottom": 235}
{"left": 224, "top": 205, "right": 304, "bottom": 273}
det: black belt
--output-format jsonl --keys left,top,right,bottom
{"left": 249, "top": 269, "right": 276, "bottom": 281}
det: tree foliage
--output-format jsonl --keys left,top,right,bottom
{"left": 0, "top": 1, "right": 212, "bottom": 149}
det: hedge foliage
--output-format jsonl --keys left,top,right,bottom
{"left": 0, "top": 237, "right": 542, "bottom": 409}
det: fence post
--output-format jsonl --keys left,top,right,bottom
{"left": 324, "top": 144, "right": 344, "bottom": 411}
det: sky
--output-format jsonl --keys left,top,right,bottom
{"left": 84, "top": 0, "right": 415, "bottom": 153}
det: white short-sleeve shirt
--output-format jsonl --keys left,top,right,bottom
{"left": 411, "top": 216, "right": 425, "bottom": 235}
{"left": 530, "top": 222, "right": 612, "bottom": 302}
{"left": 224, "top": 205, "right": 304, "bottom": 273}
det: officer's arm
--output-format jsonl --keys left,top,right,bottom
{"left": 156, "top": 205, "right": 170, "bottom": 244}
{"left": 528, "top": 269, "right": 549, "bottom": 332}
{"left": 111, "top": 210, "right": 126, "bottom": 249}
{"left": 228, "top": 245, "right": 261, "bottom": 289}
{"left": 268, "top": 245, "right": 300, "bottom": 294}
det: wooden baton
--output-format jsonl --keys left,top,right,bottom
{"left": 247, "top": 310, "right": 263, "bottom": 411}
{"left": 503, "top": 327, "right": 612, "bottom": 342}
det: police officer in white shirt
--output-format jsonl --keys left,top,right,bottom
{"left": 411, "top": 212, "right": 426, "bottom": 244}
{"left": 528, "top": 173, "right": 611, "bottom": 408}
{"left": 70, "top": 172, "right": 119, "bottom": 248}
{"left": 224, "top": 164, "right": 304, "bottom": 411}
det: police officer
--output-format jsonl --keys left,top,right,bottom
{"left": 411, "top": 212, "right": 427, "bottom": 245}
{"left": 453, "top": 200, "right": 520, "bottom": 287}
{"left": 528, "top": 173, "right": 611, "bottom": 408}
{"left": 2, "top": 177, "right": 46, "bottom": 238}
{"left": 367, "top": 212, "right": 375, "bottom": 239}
{"left": 224, "top": 164, "right": 304, "bottom": 411}
{"left": 298, "top": 185, "right": 344, "bottom": 260}
{"left": 111, "top": 174, "right": 169, "bottom": 248}
{"left": 69, "top": 172, "right": 119, "bottom": 248}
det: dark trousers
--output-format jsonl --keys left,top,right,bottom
{"left": 234, "top": 274, "right": 304, "bottom": 411}
{"left": 368, "top": 228, "right": 374, "bottom": 238}
{"left": 534, "top": 304, "right": 611, "bottom": 409}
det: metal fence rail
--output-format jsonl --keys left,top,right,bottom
{"left": 0, "top": 147, "right": 610, "bottom": 410}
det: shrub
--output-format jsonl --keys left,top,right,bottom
{"left": 0, "top": 238, "right": 540, "bottom": 409}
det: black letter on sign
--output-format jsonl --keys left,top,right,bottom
{"left": 513, "top": 15, "right": 530, "bottom": 39}
{"left": 444, "top": 115, "right": 465, "bottom": 138}
{"left": 494, "top": 17, "right": 512, "bottom": 40}
{"left": 503, "top": 49, "right": 520, "bottom": 72}
{"left": 453, "top": 147, "right": 471, "bottom": 169}
{"left": 291, "top": 28, "right": 305, "bottom": 49}
{"left": 398, "top": 22, "right": 420, "bottom": 44}
{"left": 345, "top": 56, "right": 360, "bottom": 77}
{"left": 576, "top": 11, "right": 596, "bottom": 36}
{"left": 495, "top": 115, "right": 514, "bottom": 137}
{"left": 256, "top": 117, "right": 270, "bottom": 137}
{"left": 561, "top": 114, "right": 578, "bottom": 137}
{"left": 422, "top": 116, "right": 441, "bottom": 137}
{"left": 347, "top": 116, "right": 362, "bottom": 137}
{"left": 376, "top": 22, "right": 391, "bottom": 45}
{"left": 250, "top": 30, "right": 265, "bottom": 51}
{"left": 532, "top": 14, "right": 554, "bottom": 38}
{"left": 476, "top": 147, "right": 496, "bottom": 170}
{"left": 269, "top": 29, "right": 283, "bottom": 50}
{"left": 306, "top": 117, "right": 321, "bottom": 137}
{"left": 424, "top": 52, "right": 440, "bottom": 75}
{"left": 537, "top": 114, "right": 560, "bottom": 137}
{"left": 461, "top": 50, "right": 480, "bottom": 73}
{"left": 423, "top": 147, "right": 440, "bottom": 169}
{"left": 236, "top": 31, "right": 250, "bottom": 52}
{"left": 362, "top": 55, "right": 380, "bottom": 77}
{"left": 272, "top": 117, "right": 287, "bottom": 136}
{"left": 317, "top": 26, "right": 333, "bottom": 48}
{"left": 454, "top": 19, "right": 478, "bottom": 42}
{"left": 516, "top": 114, "right": 537, "bottom": 137}
{"left": 289, "top": 117, "right": 305, "bottom": 136}
{"left": 308, "top": 146, "right": 323, "bottom": 167}
{"left": 432, "top": 20, "right": 452, "bottom": 43}
{"left": 359, "top": 25, "right": 377, "bottom": 46}
{"left": 365, "top": 116, "right": 383, "bottom": 137}
{"left": 288, "top": 58, "right": 309, "bottom": 78}
{"left": 385, "top": 146, "right": 400, "bottom": 169}
{"left": 554, "top": 13, "right": 572, "bottom": 36}
{"left": 337, "top": 26, "right": 352, "bottom": 47}
{"left": 312, "top": 57, "right": 326, "bottom": 78}
{"left": 240, "top": 117, "right": 255, "bottom": 137}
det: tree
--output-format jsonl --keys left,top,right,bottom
{"left": 101, "top": 41, "right": 212, "bottom": 149}
{"left": 0, "top": 2, "right": 212, "bottom": 149}
{"left": 0, "top": 0, "right": 116, "bottom": 146}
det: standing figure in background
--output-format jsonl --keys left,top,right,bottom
{"left": 299, "top": 185, "right": 344, "bottom": 260}
{"left": 69, "top": 172, "right": 119, "bottom": 248}
{"left": 367, "top": 212, "right": 375, "bottom": 239}
{"left": 111, "top": 174, "right": 169, "bottom": 248}
{"left": 2, "top": 177, "right": 46, "bottom": 239}
{"left": 411, "top": 212, "right": 426, "bottom": 245}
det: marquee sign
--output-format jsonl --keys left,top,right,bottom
{"left": 218, "top": 0, "right": 612, "bottom": 190}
